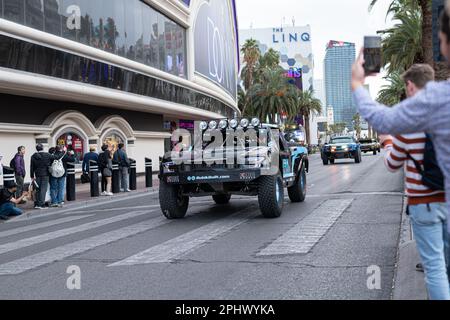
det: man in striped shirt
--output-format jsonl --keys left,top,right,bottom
{"left": 378, "top": 64, "right": 449, "bottom": 300}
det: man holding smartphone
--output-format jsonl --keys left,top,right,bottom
{"left": 352, "top": 2, "right": 450, "bottom": 299}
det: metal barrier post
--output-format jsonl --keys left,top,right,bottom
{"left": 129, "top": 158, "right": 137, "bottom": 191}
{"left": 89, "top": 160, "right": 99, "bottom": 197}
{"left": 145, "top": 157, "right": 153, "bottom": 188}
{"left": 112, "top": 161, "right": 121, "bottom": 193}
{"left": 66, "top": 162, "right": 76, "bottom": 201}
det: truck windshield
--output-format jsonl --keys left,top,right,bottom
{"left": 330, "top": 137, "right": 353, "bottom": 144}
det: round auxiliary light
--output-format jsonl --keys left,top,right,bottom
{"left": 251, "top": 118, "right": 261, "bottom": 127}
{"left": 219, "top": 120, "right": 228, "bottom": 130}
{"left": 209, "top": 120, "right": 218, "bottom": 130}
{"left": 199, "top": 121, "right": 208, "bottom": 131}
{"left": 229, "top": 119, "right": 239, "bottom": 129}
{"left": 240, "top": 118, "right": 250, "bottom": 128}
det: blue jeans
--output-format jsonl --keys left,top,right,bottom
{"left": 409, "top": 203, "right": 450, "bottom": 300}
{"left": 0, "top": 202, "right": 23, "bottom": 217}
{"left": 50, "top": 176, "right": 66, "bottom": 204}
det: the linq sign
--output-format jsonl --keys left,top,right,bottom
{"left": 272, "top": 28, "right": 311, "bottom": 43}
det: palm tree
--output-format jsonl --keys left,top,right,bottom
{"left": 259, "top": 48, "right": 281, "bottom": 70}
{"left": 377, "top": 71, "right": 405, "bottom": 106}
{"left": 240, "top": 39, "right": 261, "bottom": 91}
{"left": 296, "top": 90, "right": 322, "bottom": 145}
{"left": 246, "top": 68, "right": 298, "bottom": 124}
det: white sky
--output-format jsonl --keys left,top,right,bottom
{"left": 235, "top": 0, "right": 396, "bottom": 98}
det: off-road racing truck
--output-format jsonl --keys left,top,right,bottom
{"left": 321, "top": 135, "right": 362, "bottom": 165}
{"left": 158, "top": 118, "right": 309, "bottom": 219}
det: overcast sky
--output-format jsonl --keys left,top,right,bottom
{"left": 235, "top": 0, "right": 395, "bottom": 97}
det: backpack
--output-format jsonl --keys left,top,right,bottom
{"left": 49, "top": 152, "right": 66, "bottom": 178}
{"left": 407, "top": 135, "right": 444, "bottom": 191}
{"left": 9, "top": 155, "right": 17, "bottom": 173}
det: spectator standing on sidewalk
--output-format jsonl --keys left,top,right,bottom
{"left": 30, "top": 144, "right": 53, "bottom": 210}
{"left": 82, "top": 147, "right": 99, "bottom": 175}
{"left": 98, "top": 144, "right": 113, "bottom": 196}
{"left": 113, "top": 143, "right": 131, "bottom": 192}
{"left": 49, "top": 146, "right": 75, "bottom": 208}
{"left": 378, "top": 64, "right": 449, "bottom": 300}
{"left": 11, "top": 146, "right": 26, "bottom": 203}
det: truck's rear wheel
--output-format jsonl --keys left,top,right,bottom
{"left": 258, "top": 174, "right": 284, "bottom": 218}
{"left": 322, "top": 157, "right": 328, "bottom": 165}
{"left": 212, "top": 194, "right": 231, "bottom": 204}
{"left": 373, "top": 150, "right": 377, "bottom": 155}
{"left": 330, "top": 159, "right": 335, "bottom": 164}
{"left": 288, "top": 166, "right": 306, "bottom": 203}
{"left": 159, "top": 181, "right": 189, "bottom": 219}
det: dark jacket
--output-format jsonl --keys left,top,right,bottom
{"left": 30, "top": 151, "right": 54, "bottom": 178}
{"left": 113, "top": 149, "right": 130, "bottom": 168}
{"left": 13, "top": 153, "right": 26, "bottom": 177}
{"left": 53, "top": 151, "right": 76, "bottom": 178}
{"left": 82, "top": 152, "right": 99, "bottom": 173}
{"left": 98, "top": 150, "right": 111, "bottom": 170}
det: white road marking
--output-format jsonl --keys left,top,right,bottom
{"left": 0, "top": 211, "right": 152, "bottom": 255}
{"left": 0, "top": 215, "right": 93, "bottom": 239}
{"left": 257, "top": 199, "right": 353, "bottom": 256}
{"left": 109, "top": 210, "right": 257, "bottom": 266}
{"left": 0, "top": 216, "right": 172, "bottom": 275}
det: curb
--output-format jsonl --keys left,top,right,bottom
{"left": 391, "top": 196, "right": 427, "bottom": 300}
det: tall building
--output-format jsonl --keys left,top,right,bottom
{"left": 0, "top": 0, "right": 239, "bottom": 176}
{"left": 239, "top": 25, "right": 321, "bottom": 144}
{"left": 324, "top": 40, "right": 356, "bottom": 129}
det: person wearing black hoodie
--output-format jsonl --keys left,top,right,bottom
{"left": 30, "top": 144, "right": 54, "bottom": 209}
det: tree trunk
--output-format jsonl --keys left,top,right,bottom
{"left": 419, "top": 0, "right": 433, "bottom": 66}
{"left": 420, "top": 0, "right": 450, "bottom": 80}
{"left": 304, "top": 114, "right": 311, "bottom": 145}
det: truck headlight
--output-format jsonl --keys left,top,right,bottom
{"left": 199, "top": 121, "right": 208, "bottom": 131}
{"left": 209, "top": 120, "right": 218, "bottom": 130}
{"left": 251, "top": 118, "right": 260, "bottom": 127}
{"left": 240, "top": 118, "right": 250, "bottom": 128}
{"left": 219, "top": 120, "right": 228, "bottom": 130}
{"left": 229, "top": 119, "right": 238, "bottom": 129}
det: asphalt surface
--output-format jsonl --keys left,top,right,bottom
{"left": 0, "top": 151, "right": 404, "bottom": 300}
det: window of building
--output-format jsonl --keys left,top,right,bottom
{"left": 57, "top": 132, "right": 85, "bottom": 161}
{"left": 44, "top": 0, "right": 62, "bottom": 36}
{"left": 25, "top": 0, "right": 44, "bottom": 31}
{"left": 4, "top": 0, "right": 25, "bottom": 24}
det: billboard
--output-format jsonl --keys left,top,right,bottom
{"left": 193, "top": 0, "right": 238, "bottom": 100}
{"left": 239, "top": 26, "right": 314, "bottom": 92}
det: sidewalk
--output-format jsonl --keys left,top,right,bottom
{"left": 392, "top": 197, "right": 428, "bottom": 300}
{"left": 17, "top": 175, "right": 160, "bottom": 214}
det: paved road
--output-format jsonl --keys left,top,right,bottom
{"left": 0, "top": 152, "right": 404, "bottom": 299}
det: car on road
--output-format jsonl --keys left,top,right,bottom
{"left": 321, "top": 135, "right": 362, "bottom": 165}
{"left": 359, "top": 138, "right": 380, "bottom": 155}
{"left": 158, "top": 118, "right": 309, "bottom": 219}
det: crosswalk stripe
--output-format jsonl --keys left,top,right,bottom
{"left": 0, "top": 216, "right": 172, "bottom": 275}
{"left": 109, "top": 210, "right": 257, "bottom": 266}
{"left": 257, "top": 199, "right": 353, "bottom": 256}
{"left": 0, "top": 215, "right": 94, "bottom": 239}
{"left": 0, "top": 211, "right": 152, "bottom": 255}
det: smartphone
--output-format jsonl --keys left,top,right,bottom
{"left": 363, "top": 36, "right": 382, "bottom": 75}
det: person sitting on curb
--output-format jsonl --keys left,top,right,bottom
{"left": 0, "top": 180, "right": 28, "bottom": 220}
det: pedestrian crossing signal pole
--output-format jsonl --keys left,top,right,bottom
{"left": 66, "top": 162, "right": 76, "bottom": 201}
{"left": 89, "top": 160, "right": 99, "bottom": 197}
{"left": 145, "top": 158, "right": 153, "bottom": 188}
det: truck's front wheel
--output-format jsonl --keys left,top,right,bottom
{"left": 159, "top": 181, "right": 189, "bottom": 219}
{"left": 258, "top": 174, "right": 284, "bottom": 218}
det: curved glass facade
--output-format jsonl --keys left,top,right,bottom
{"left": 1, "top": 0, "right": 187, "bottom": 78}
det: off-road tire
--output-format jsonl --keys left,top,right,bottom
{"left": 373, "top": 150, "right": 377, "bottom": 155}
{"left": 330, "top": 159, "right": 335, "bottom": 164}
{"left": 212, "top": 194, "right": 231, "bottom": 204}
{"left": 159, "top": 181, "right": 189, "bottom": 219}
{"left": 322, "top": 157, "right": 328, "bottom": 165}
{"left": 288, "top": 165, "right": 307, "bottom": 203}
{"left": 258, "top": 174, "right": 284, "bottom": 218}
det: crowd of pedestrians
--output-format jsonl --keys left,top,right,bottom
{"left": 352, "top": 1, "right": 450, "bottom": 300}
{"left": 0, "top": 142, "right": 132, "bottom": 220}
